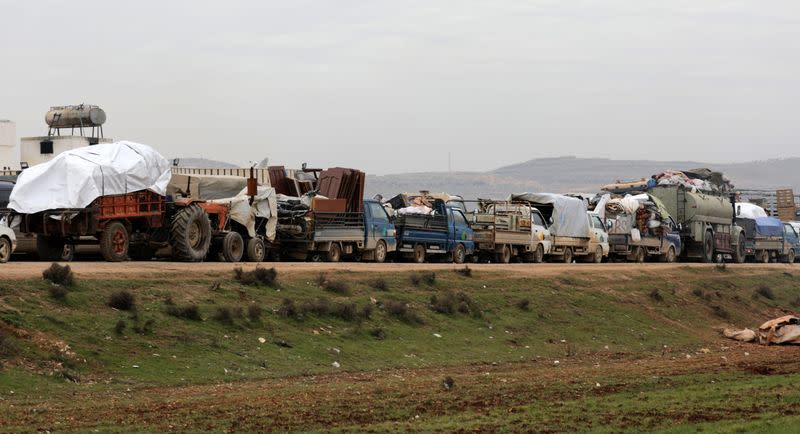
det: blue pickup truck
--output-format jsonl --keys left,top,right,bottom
{"left": 392, "top": 199, "right": 474, "bottom": 263}
{"left": 275, "top": 199, "right": 396, "bottom": 262}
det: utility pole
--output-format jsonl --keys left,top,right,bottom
{"left": 448, "top": 151, "right": 452, "bottom": 175}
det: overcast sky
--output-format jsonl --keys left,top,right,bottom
{"left": 1, "top": 1, "right": 798, "bottom": 174}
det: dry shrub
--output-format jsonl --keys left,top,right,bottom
{"left": 48, "top": 285, "right": 68, "bottom": 300}
{"left": 316, "top": 273, "right": 351, "bottom": 295}
{"left": 454, "top": 266, "right": 472, "bottom": 277}
{"left": 107, "top": 290, "right": 135, "bottom": 311}
{"left": 166, "top": 304, "right": 201, "bottom": 321}
{"left": 114, "top": 320, "right": 126, "bottom": 335}
{"left": 754, "top": 284, "right": 775, "bottom": 300}
{"left": 369, "top": 277, "right": 388, "bottom": 291}
{"left": 234, "top": 266, "right": 277, "bottom": 286}
{"left": 430, "top": 291, "right": 481, "bottom": 317}
{"left": 213, "top": 306, "right": 243, "bottom": 325}
{"left": 410, "top": 271, "right": 436, "bottom": 286}
{"left": 382, "top": 299, "right": 422, "bottom": 324}
{"left": 247, "top": 304, "right": 263, "bottom": 321}
{"left": 517, "top": 298, "right": 531, "bottom": 311}
{"left": 43, "top": 263, "right": 74, "bottom": 287}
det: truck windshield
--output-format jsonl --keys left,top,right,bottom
{"left": 368, "top": 202, "right": 389, "bottom": 222}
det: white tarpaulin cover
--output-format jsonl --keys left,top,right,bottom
{"left": 735, "top": 202, "right": 769, "bottom": 219}
{"left": 9, "top": 141, "right": 170, "bottom": 214}
{"left": 509, "top": 192, "right": 590, "bottom": 237}
{"left": 209, "top": 186, "right": 278, "bottom": 240}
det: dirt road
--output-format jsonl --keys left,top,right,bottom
{"left": 1, "top": 260, "right": 796, "bottom": 280}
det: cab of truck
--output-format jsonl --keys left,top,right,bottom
{"left": 362, "top": 199, "right": 397, "bottom": 262}
{"left": 587, "top": 211, "right": 610, "bottom": 262}
{"left": 781, "top": 222, "right": 800, "bottom": 263}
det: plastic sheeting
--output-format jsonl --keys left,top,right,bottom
{"left": 509, "top": 192, "right": 590, "bottom": 238}
{"left": 209, "top": 186, "right": 278, "bottom": 240}
{"left": 736, "top": 202, "right": 768, "bottom": 219}
{"left": 754, "top": 217, "right": 783, "bottom": 238}
{"left": 9, "top": 141, "right": 171, "bottom": 214}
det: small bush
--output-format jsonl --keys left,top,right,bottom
{"left": 454, "top": 266, "right": 472, "bottom": 277}
{"left": 278, "top": 298, "right": 298, "bottom": 318}
{"left": 43, "top": 263, "right": 74, "bottom": 287}
{"left": 370, "top": 327, "right": 386, "bottom": 340}
{"left": 166, "top": 304, "right": 201, "bottom": 321}
{"left": 247, "top": 305, "right": 263, "bottom": 322}
{"left": 715, "top": 262, "right": 728, "bottom": 272}
{"left": 234, "top": 266, "right": 277, "bottom": 286}
{"left": 361, "top": 304, "right": 374, "bottom": 320}
{"left": 316, "top": 273, "right": 351, "bottom": 295}
{"left": 382, "top": 300, "right": 422, "bottom": 324}
{"left": 710, "top": 304, "right": 730, "bottom": 319}
{"left": 133, "top": 318, "right": 155, "bottom": 335}
{"left": 48, "top": 285, "right": 68, "bottom": 300}
{"left": 517, "top": 298, "right": 531, "bottom": 311}
{"left": 114, "top": 320, "right": 126, "bottom": 335}
{"left": 754, "top": 285, "right": 775, "bottom": 300}
{"left": 0, "top": 332, "right": 20, "bottom": 357}
{"left": 107, "top": 290, "right": 136, "bottom": 311}
{"left": 410, "top": 271, "right": 436, "bottom": 286}
{"left": 369, "top": 277, "right": 388, "bottom": 291}
{"left": 213, "top": 306, "right": 243, "bottom": 325}
{"left": 649, "top": 289, "right": 664, "bottom": 302}
{"left": 691, "top": 288, "right": 711, "bottom": 301}
{"left": 430, "top": 291, "right": 481, "bottom": 317}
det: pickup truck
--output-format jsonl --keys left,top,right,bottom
{"left": 392, "top": 199, "right": 474, "bottom": 263}
{"left": 603, "top": 194, "right": 682, "bottom": 262}
{"left": 780, "top": 222, "right": 800, "bottom": 263}
{"left": 735, "top": 203, "right": 783, "bottom": 263}
{"left": 471, "top": 200, "right": 551, "bottom": 263}
{"left": 275, "top": 199, "right": 396, "bottom": 262}
{"left": 509, "top": 193, "right": 608, "bottom": 263}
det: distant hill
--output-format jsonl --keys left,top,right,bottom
{"left": 174, "top": 158, "right": 238, "bottom": 168}
{"left": 365, "top": 156, "right": 800, "bottom": 199}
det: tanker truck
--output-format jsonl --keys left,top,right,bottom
{"left": 648, "top": 185, "right": 744, "bottom": 262}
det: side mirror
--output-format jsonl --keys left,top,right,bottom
{"left": 606, "top": 221, "right": 613, "bottom": 230}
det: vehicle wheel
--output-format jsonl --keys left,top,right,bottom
{"left": 99, "top": 221, "right": 129, "bottom": 262}
{"left": 758, "top": 250, "right": 770, "bottom": 264}
{"left": 36, "top": 235, "right": 72, "bottom": 262}
{"left": 662, "top": 246, "right": 676, "bottom": 263}
{"left": 701, "top": 230, "right": 715, "bottom": 263}
{"left": 634, "top": 246, "right": 645, "bottom": 263}
{"left": 453, "top": 243, "right": 466, "bottom": 264}
{"left": 786, "top": 249, "right": 795, "bottom": 264}
{"left": 246, "top": 237, "right": 265, "bottom": 262}
{"left": 591, "top": 246, "right": 603, "bottom": 263}
{"left": 221, "top": 231, "right": 244, "bottom": 262}
{"left": 373, "top": 240, "right": 387, "bottom": 263}
{"left": 326, "top": 243, "right": 342, "bottom": 263}
{"left": 562, "top": 247, "right": 573, "bottom": 264}
{"left": 128, "top": 245, "right": 156, "bottom": 261}
{"left": 0, "top": 236, "right": 11, "bottom": 263}
{"left": 533, "top": 244, "right": 544, "bottom": 263}
{"left": 413, "top": 244, "right": 426, "bottom": 263}
{"left": 732, "top": 234, "right": 746, "bottom": 264}
{"left": 170, "top": 204, "right": 212, "bottom": 262}
{"left": 496, "top": 245, "right": 511, "bottom": 264}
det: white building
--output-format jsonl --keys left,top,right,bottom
{"left": 0, "top": 120, "right": 18, "bottom": 171}
{"left": 20, "top": 135, "right": 112, "bottom": 167}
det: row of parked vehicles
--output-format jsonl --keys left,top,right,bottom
{"left": 1, "top": 149, "right": 799, "bottom": 265}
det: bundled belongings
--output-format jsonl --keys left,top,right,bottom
{"left": 384, "top": 192, "right": 462, "bottom": 217}
{"left": 724, "top": 316, "right": 800, "bottom": 345}
{"left": 651, "top": 168, "right": 733, "bottom": 193}
{"left": 8, "top": 141, "right": 171, "bottom": 214}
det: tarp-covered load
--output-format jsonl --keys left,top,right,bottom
{"left": 169, "top": 174, "right": 278, "bottom": 241}
{"left": 735, "top": 202, "right": 769, "bottom": 219}
{"left": 9, "top": 141, "right": 171, "bottom": 214}
{"left": 509, "top": 192, "right": 589, "bottom": 238}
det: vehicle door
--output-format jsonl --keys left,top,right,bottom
{"left": 450, "top": 208, "right": 473, "bottom": 253}
{"left": 366, "top": 201, "right": 396, "bottom": 251}
{"left": 589, "top": 214, "right": 609, "bottom": 255}
{"left": 531, "top": 208, "right": 551, "bottom": 253}
{"left": 783, "top": 223, "right": 800, "bottom": 253}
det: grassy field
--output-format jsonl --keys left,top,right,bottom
{"left": 1, "top": 263, "right": 799, "bottom": 432}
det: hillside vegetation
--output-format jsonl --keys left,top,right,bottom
{"left": 1, "top": 265, "right": 800, "bottom": 432}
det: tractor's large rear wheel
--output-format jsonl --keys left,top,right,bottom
{"left": 170, "top": 204, "right": 212, "bottom": 262}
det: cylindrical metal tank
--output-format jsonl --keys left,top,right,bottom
{"left": 45, "top": 105, "right": 106, "bottom": 128}
{"left": 684, "top": 191, "right": 733, "bottom": 224}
